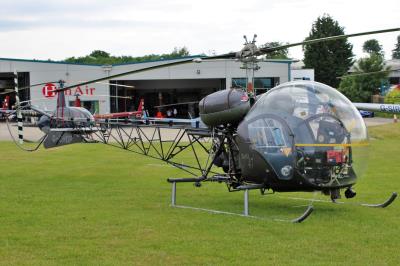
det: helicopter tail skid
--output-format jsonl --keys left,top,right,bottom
{"left": 360, "top": 192, "right": 397, "bottom": 208}
{"left": 279, "top": 192, "right": 397, "bottom": 208}
{"left": 167, "top": 178, "right": 314, "bottom": 223}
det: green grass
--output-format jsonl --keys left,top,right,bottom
{"left": 1, "top": 123, "right": 400, "bottom": 265}
{"left": 373, "top": 111, "right": 396, "bottom": 118}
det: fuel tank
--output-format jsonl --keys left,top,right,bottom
{"left": 199, "top": 89, "right": 250, "bottom": 127}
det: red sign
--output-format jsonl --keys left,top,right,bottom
{"left": 42, "top": 83, "right": 57, "bottom": 98}
{"left": 41, "top": 83, "right": 96, "bottom": 98}
{"left": 65, "top": 86, "right": 96, "bottom": 96}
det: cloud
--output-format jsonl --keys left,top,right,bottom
{"left": 0, "top": 0, "right": 114, "bottom": 15}
{"left": 0, "top": 0, "right": 399, "bottom": 60}
{"left": 0, "top": 18, "right": 193, "bottom": 32}
{"left": 0, "top": 0, "right": 197, "bottom": 32}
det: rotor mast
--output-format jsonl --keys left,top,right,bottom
{"left": 56, "top": 80, "right": 66, "bottom": 126}
{"left": 238, "top": 34, "right": 260, "bottom": 106}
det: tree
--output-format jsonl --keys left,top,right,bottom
{"left": 89, "top": 50, "right": 110, "bottom": 58}
{"left": 64, "top": 47, "right": 191, "bottom": 65}
{"left": 261, "top": 42, "right": 289, "bottom": 59}
{"left": 338, "top": 53, "right": 389, "bottom": 102}
{"left": 363, "top": 39, "right": 383, "bottom": 55}
{"left": 392, "top": 35, "right": 400, "bottom": 59}
{"left": 303, "top": 14, "right": 354, "bottom": 88}
{"left": 169, "top": 47, "right": 190, "bottom": 58}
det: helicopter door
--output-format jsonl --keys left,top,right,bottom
{"left": 247, "top": 115, "right": 295, "bottom": 180}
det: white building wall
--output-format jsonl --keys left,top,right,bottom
{"left": 0, "top": 60, "right": 110, "bottom": 113}
{"left": 291, "top": 69, "right": 315, "bottom": 81}
{"left": 112, "top": 59, "right": 290, "bottom": 89}
{"left": 0, "top": 58, "right": 291, "bottom": 114}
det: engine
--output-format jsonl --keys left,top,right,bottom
{"left": 199, "top": 89, "right": 250, "bottom": 127}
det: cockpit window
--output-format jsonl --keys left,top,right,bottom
{"left": 249, "top": 118, "right": 287, "bottom": 148}
{"left": 247, "top": 116, "right": 295, "bottom": 180}
{"left": 245, "top": 81, "right": 367, "bottom": 142}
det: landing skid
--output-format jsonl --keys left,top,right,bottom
{"left": 168, "top": 179, "right": 314, "bottom": 223}
{"left": 282, "top": 192, "right": 397, "bottom": 208}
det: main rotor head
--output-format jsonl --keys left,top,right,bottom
{"left": 237, "top": 34, "right": 260, "bottom": 60}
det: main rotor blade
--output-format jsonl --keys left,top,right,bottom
{"left": 56, "top": 58, "right": 198, "bottom": 93}
{"left": 196, "top": 28, "right": 400, "bottom": 59}
{"left": 154, "top": 101, "right": 199, "bottom": 108}
{"left": 200, "top": 52, "right": 237, "bottom": 60}
{"left": 0, "top": 81, "right": 59, "bottom": 95}
{"left": 53, "top": 27, "right": 399, "bottom": 93}
{"left": 258, "top": 28, "right": 400, "bottom": 55}
{"left": 337, "top": 68, "right": 400, "bottom": 79}
{"left": 70, "top": 80, "right": 135, "bottom": 89}
{"left": 0, "top": 90, "right": 15, "bottom": 95}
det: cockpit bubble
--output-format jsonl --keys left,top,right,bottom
{"left": 244, "top": 81, "right": 369, "bottom": 187}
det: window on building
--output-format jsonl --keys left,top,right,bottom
{"left": 232, "top": 77, "right": 279, "bottom": 95}
{"left": 232, "top": 78, "right": 247, "bottom": 89}
{"left": 389, "top": 77, "right": 400, "bottom": 85}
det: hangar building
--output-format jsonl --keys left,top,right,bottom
{"left": 0, "top": 57, "right": 293, "bottom": 117}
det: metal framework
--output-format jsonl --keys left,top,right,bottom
{"left": 91, "top": 122, "right": 221, "bottom": 178}
{"left": 80, "top": 121, "right": 246, "bottom": 190}
{"left": 88, "top": 122, "right": 317, "bottom": 223}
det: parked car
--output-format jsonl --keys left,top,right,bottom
{"left": 359, "top": 110, "right": 374, "bottom": 118}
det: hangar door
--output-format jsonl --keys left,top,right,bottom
{"left": 0, "top": 72, "right": 30, "bottom": 110}
{"left": 110, "top": 78, "right": 225, "bottom": 117}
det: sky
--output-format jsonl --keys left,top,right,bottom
{"left": 0, "top": 0, "right": 399, "bottom": 61}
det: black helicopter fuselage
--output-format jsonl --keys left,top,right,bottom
{"left": 199, "top": 81, "right": 366, "bottom": 194}
{"left": 236, "top": 113, "right": 356, "bottom": 192}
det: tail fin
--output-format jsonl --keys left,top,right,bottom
{"left": 44, "top": 131, "right": 84, "bottom": 149}
{"left": 136, "top": 98, "right": 144, "bottom": 118}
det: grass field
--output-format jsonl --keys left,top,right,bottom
{"left": 0, "top": 123, "right": 400, "bottom": 265}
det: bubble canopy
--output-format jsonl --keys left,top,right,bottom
{"left": 240, "top": 81, "right": 369, "bottom": 188}
{"left": 247, "top": 81, "right": 367, "bottom": 142}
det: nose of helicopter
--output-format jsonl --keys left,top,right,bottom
{"left": 237, "top": 81, "right": 369, "bottom": 190}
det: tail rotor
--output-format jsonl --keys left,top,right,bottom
{"left": 3, "top": 72, "right": 48, "bottom": 151}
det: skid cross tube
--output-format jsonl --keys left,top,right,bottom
{"left": 171, "top": 182, "right": 177, "bottom": 206}
{"left": 244, "top": 189, "right": 249, "bottom": 216}
{"left": 167, "top": 179, "right": 313, "bottom": 222}
{"left": 168, "top": 178, "right": 253, "bottom": 216}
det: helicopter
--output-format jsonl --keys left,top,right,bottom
{"left": 3, "top": 27, "right": 400, "bottom": 222}
{"left": 1, "top": 80, "right": 143, "bottom": 150}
